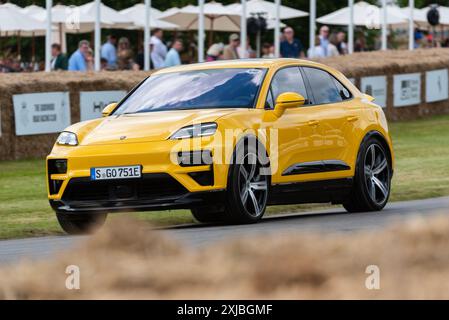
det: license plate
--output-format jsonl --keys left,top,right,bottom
{"left": 90, "top": 166, "right": 142, "bottom": 181}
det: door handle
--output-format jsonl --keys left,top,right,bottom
{"left": 347, "top": 116, "right": 359, "bottom": 123}
{"left": 307, "top": 120, "right": 319, "bottom": 126}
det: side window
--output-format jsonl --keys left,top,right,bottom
{"left": 333, "top": 77, "right": 352, "bottom": 100}
{"left": 267, "top": 67, "right": 308, "bottom": 109}
{"left": 303, "top": 67, "right": 343, "bottom": 105}
{"left": 266, "top": 89, "right": 275, "bottom": 109}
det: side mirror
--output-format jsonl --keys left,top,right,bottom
{"left": 102, "top": 103, "right": 118, "bottom": 117}
{"left": 274, "top": 92, "right": 305, "bottom": 116}
{"left": 363, "top": 93, "right": 375, "bottom": 102}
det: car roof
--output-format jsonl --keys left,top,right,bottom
{"left": 153, "top": 58, "right": 330, "bottom": 74}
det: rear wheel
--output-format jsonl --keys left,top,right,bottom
{"left": 344, "top": 136, "right": 392, "bottom": 213}
{"left": 224, "top": 139, "right": 269, "bottom": 224}
{"left": 56, "top": 212, "right": 107, "bottom": 235}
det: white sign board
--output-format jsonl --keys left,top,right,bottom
{"left": 426, "top": 69, "right": 449, "bottom": 103}
{"left": 393, "top": 73, "right": 421, "bottom": 107}
{"left": 13, "top": 92, "right": 71, "bottom": 136}
{"left": 80, "top": 91, "right": 127, "bottom": 121}
{"left": 361, "top": 76, "right": 387, "bottom": 108}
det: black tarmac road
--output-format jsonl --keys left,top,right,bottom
{"left": 1, "top": 196, "right": 448, "bottom": 265}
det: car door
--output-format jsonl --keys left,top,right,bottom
{"left": 300, "top": 66, "right": 360, "bottom": 181}
{"left": 263, "top": 66, "right": 326, "bottom": 185}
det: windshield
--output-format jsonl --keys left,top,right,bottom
{"left": 114, "top": 68, "right": 267, "bottom": 115}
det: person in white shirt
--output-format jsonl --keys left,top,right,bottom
{"left": 328, "top": 33, "right": 341, "bottom": 57}
{"left": 308, "top": 36, "right": 326, "bottom": 59}
{"left": 237, "top": 38, "right": 252, "bottom": 59}
{"left": 150, "top": 28, "right": 167, "bottom": 69}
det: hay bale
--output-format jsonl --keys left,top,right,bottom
{"left": 315, "top": 48, "right": 449, "bottom": 121}
{"left": 0, "top": 71, "right": 151, "bottom": 161}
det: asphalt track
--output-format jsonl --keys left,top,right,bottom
{"left": 0, "top": 196, "right": 448, "bottom": 265}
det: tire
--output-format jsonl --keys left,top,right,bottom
{"left": 56, "top": 212, "right": 107, "bottom": 235}
{"left": 223, "top": 138, "right": 270, "bottom": 224}
{"left": 344, "top": 136, "right": 392, "bottom": 213}
{"left": 191, "top": 206, "right": 224, "bottom": 223}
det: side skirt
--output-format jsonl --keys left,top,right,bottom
{"left": 268, "top": 178, "right": 353, "bottom": 206}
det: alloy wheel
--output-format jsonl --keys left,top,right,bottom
{"left": 364, "top": 144, "right": 390, "bottom": 206}
{"left": 238, "top": 152, "right": 268, "bottom": 217}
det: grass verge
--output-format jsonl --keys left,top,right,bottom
{"left": 1, "top": 114, "right": 448, "bottom": 239}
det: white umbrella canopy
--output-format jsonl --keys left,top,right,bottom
{"left": 33, "top": 4, "right": 74, "bottom": 24}
{"left": 0, "top": 4, "right": 46, "bottom": 36}
{"left": 1, "top": 2, "right": 22, "bottom": 11}
{"left": 32, "top": 4, "right": 93, "bottom": 34}
{"left": 159, "top": 2, "right": 241, "bottom": 32}
{"left": 316, "top": 1, "right": 407, "bottom": 29}
{"left": 387, "top": 5, "right": 428, "bottom": 28}
{"left": 266, "top": 19, "right": 286, "bottom": 30}
{"left": 120, "top": 3, "right": 179, "bottom": 30}
{"left": 399, "top": 6, "right": 428, "bottom": 24}
{"left": 21, "top": 4, "right": 46, "bottom": 16}
{"left": 33, "top": 2, "right": 133, "bottom": 34}
{"left": 77, "top": 1, "right": 134, "bottom": 30}
{"left": 227, "top": 0, "right": 308, "bottom": 20}
{"left": 20, "top": 4, "right": 48, "bottom": 36}
{"left": 160, "top": 7, "right": 180, "bottom": 18}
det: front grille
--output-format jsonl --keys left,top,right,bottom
{"left": 62, "top": 173, "right": 188, "bottom": 202}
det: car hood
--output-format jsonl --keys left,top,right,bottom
{"left": 76, "top": 109, "right": 237, "bottom": 146}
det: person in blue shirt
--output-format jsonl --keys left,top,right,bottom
{"left": 319, "top": 25, "right": 330, "bottom": 57}
{"left": 68, "top": 40, "right": 90, "bottom": 72}
{"left": 280, "top": 27, "right": 305, "bottom": 58}
{"left": 164, "top": 39, "right": 183, "bottom": 68}
{"left": 101, "top": 35, "right": 117, "bottom": 69}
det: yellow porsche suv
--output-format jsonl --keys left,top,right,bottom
{"left": 47, "top": 59, "right": 394, "bottom": 234}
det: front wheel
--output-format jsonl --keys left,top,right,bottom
{"left": 224, "top": 140, "right": 270, "bottom": 224}
{"left": 56, "top": 212, "right": 107, "bottom": 235}
{"left": 191, "top": 206, "right": 224, "bottom": 223}
{"left": 344, "top": 137, "right": 392, "bottom": 213}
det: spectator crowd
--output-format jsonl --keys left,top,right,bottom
{"left": 1, "top": 24, "right": 448, "bottom": 73}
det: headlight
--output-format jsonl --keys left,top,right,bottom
{"left": 170, "top": 123, "right": 217, "bottom": 140}
{"left": 56, "top": 131, "right": 78, "bottom": 146}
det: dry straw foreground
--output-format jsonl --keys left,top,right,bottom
{"left": 1, "top": 214, "right": 449, "bottom": 300}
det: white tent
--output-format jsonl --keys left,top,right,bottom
{"left": 19, "top": 4, "right": 50, "bottom": 61}
{"left": 227, "top": 0, "right": 308, "bottom": 20}
{"left": 32, "top": 4, "right": 80, "bottom": 53}
{"left": 1, "top": 2, "right": 21, "bottom": 11}
{"left": 0, "top": 4, "right": 46, "bottom": 35}
{"left": 159, "top": 2, "right": 241, "bottom": 32}
{"left": 316, "top": 1, "right": 407, "bottom": 29}
{"left": 34, "top": 2, "right": 133, "bottom": 33}
{"left": 399, "top": 6, "right": 427, "bottom": 24}
{"left": 77, "top": 1, "right": 133, "bottom": 30}
{"left": 386, "top": 5, "right": 428, "bottom": 27}
{"left": 120, "top": 3, "right": 179, "bottom": 30}
{"left": 22, "top": 4, "right": 46, "bottom": 16}
{"left": 33, "top": 4, "right": 94, "bottom": 34}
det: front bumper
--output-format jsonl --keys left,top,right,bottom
{"left": 50, "top": 181, "right": 225, "bottom": 213}
{"left": 47, "top": 139, "right": 230, "bottom": 212}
